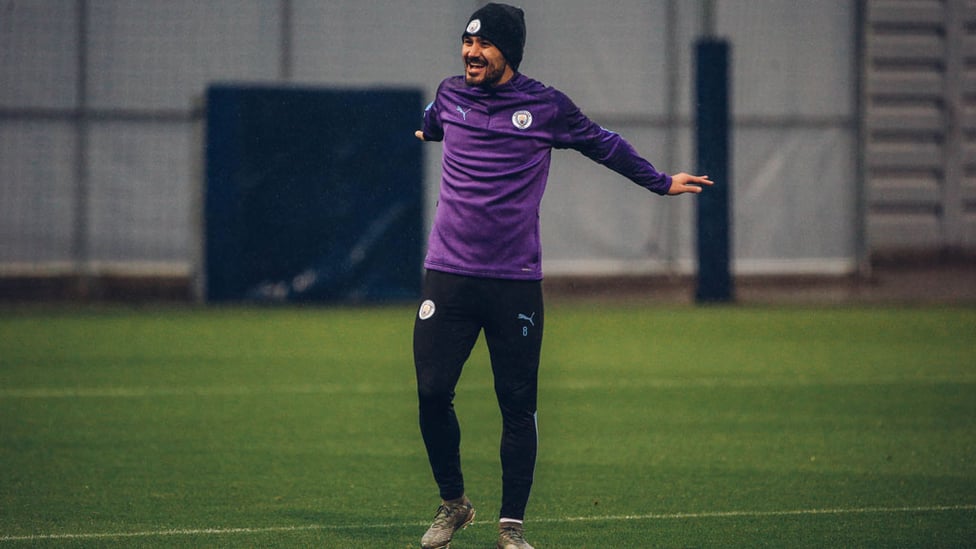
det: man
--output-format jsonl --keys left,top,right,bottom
{"left": 413, "top": 4, "right": 712, "bottom": 548}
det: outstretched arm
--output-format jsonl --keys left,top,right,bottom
{"left": 668, "top": 173, "right": 713, "bottom": 195}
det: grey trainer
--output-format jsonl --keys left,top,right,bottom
{"left": 497, "top": 522, "right": 535, "bottom": 549}
{"left": 421, "top": 497, "right": 475, "bottom": 549}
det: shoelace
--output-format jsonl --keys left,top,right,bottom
{"left": 500, "top": 525, "right": 526, "bottom": 541}
{"left": 432, "top": 503, "right": 465, "bottom": 527}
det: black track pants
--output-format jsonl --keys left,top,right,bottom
{"left": 413, "top": 270, "right": 544, "bottom": 521}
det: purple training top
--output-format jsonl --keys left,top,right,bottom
{"left": 420, "top": 72, "right": 672, "bottom": 281}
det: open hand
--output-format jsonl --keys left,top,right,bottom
{"left": 668, "top": 173, "right": 713, "bottom": 195}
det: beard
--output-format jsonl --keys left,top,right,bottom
{"left": 464, "top": 56, "right": 509, "bottom": 87}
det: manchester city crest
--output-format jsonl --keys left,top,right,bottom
{"left": 418, "top": 299, "right": 436, "bottom": 320}
{"left": 512, "top": 110, "right": 533, "bottom": 130}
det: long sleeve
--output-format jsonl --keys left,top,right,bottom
{"left": 554, "top": 94, "right": 672, "bottom": 196}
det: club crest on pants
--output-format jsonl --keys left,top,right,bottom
{"left": 418, "top": 299, "right": 436, "bottom": 320}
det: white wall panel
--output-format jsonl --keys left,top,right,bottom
{"left": 734, "top": 127, "right": 857, "bottom": 269}
{"left": 720, "top": 0, "right": 855, "bottom": 117}
{"left": 86, "top": 0, "right": 280, "bottom": 110}
{"left": 0, "top": 0, "right": 78, "bottom": 109}
{"left": 87, "top": 122, "right": 193, "bottom": 262}
{"left": 519, "top": 0, "right": 670, "bottom": 116}
{"left": 292, "top": 0, "right": 460, "bottom": 89}
{"left": 0, "top": 122, "right": 76, "bottom": 264}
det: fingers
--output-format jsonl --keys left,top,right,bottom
{"left": 668, "top": 173, "right": 714, "bottom": 195}
{"left": 683, "top": 174, "right": 713, "bottom": 186}
{"left": 414, "top": 130, "right": 425, "bottom": 142}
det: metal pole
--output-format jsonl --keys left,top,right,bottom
{"left": 853, "top": 0, "right": 871, "bottom": 279}
{"left": 73, "top": 0, "right": 92, "bottom": 297}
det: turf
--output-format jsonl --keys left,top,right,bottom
{"left": 0, "top": 304, "right": 974, "bottom": 547}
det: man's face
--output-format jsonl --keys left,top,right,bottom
{"left": 462, "top": 35, "right": 513, "bottom": 87}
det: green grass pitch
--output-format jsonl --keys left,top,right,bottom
{"left": 1, "top": 303, "right": 974, "bottom": 547}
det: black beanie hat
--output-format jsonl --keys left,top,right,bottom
{"left": 462, "top": 3, "right": 526, "bottom": 70}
